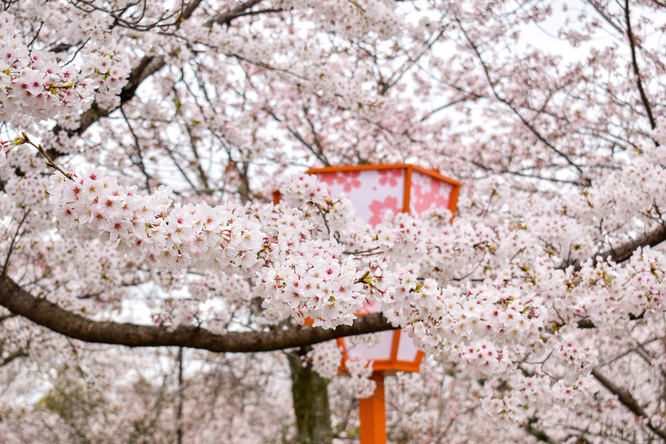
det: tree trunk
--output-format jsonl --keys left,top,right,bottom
{"left": 288, "top": 347, "right": 333, "bottom": 444}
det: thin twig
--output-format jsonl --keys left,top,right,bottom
{"left": 20, "top": 132, "right": 75, "bottom": 181}
{"left": 623, "top": 0, "right": 658, "bottom": 137}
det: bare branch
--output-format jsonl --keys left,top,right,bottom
{"left": 455, "top": 19, "right": 587, "bottom": 177}
{"left": 624, "top": 0, "right": 658, "bottom": 134}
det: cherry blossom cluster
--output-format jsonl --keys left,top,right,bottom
{"left": 307, "top": 341, "right": 343, "bottom": 379}
{"left": 254, "top": 176, "right": 367, "bottom": 327}
{"left": 48, "top": 170, "right": 372, "bottom": 329}
{"left": 48, "top": 170, "right": 265, "bottom": 275}
{"left": 391, "top": 280, "right": 546, "bottom": 377}
{"left": 44, "top": 132, "right": 666, "bottom": 390}
{"left": 481, "top": 372, "right": 598, "bottom": 423}
{"left": 0, "top": 138, "right": 21, "bottom": 168}
{"left": 345, "top": 359, "right": 376, "bottom": 398}
{"left": 36, "top": 237, "right": 133, "bottom": 309}
{"left": 0, "top": 11, "right": 129, "bottom": 126}
{"left": 188, "top": 271, "right": 253, "bottom": 306}
{"left": 278, "top": 0, "right": 402, "bottom": 40}
{"left": 255, "top": 239, "right": 365, "bottom": 327}
{"left": 4, "top": 172, "right": 50, "bottom": 209}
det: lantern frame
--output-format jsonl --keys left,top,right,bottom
{"left": 306, "top": 163, "right": 461, "bottom": 220}
{"left": 337, "top": 329, "right": 423, "bottom": 374}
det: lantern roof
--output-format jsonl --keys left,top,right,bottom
{"left": 307, "top": 163, "right": 461, "bottom": 186}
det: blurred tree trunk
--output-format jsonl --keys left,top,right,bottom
{"left": 288, "top": 347, "right": 333, "bottom": 444}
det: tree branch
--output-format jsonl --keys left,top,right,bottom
{"left": 592, "top": 368, "right": 666, "bottom": 440}
{"left": 624, "top": 0, "right": 657, "bottom": 133}
{"left": 0, "top": 276, "right": 394, "bottom": 353}
{"left": 524, "top": 417, "right": 559, "bottom": 444}
{"left": 563, "top": 223, "right": 666, "bottom": 272}
{"left": 455, "top": 18, "right": 586, "bottom": 177}
{"left": 1, "top": 347, "right": 28, "bottom": 368}
{"left": 55, "top": 0, "right": 267, "bottom": 139}
{"left": 600, "top": 224, "right": 666, "bottom": 264}
{"left": 205, "top": 0, "right": 267, "bottom": 27}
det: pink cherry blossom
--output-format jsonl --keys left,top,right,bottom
{"left": 1, "top": 1, "right": 666, "bottom": 442}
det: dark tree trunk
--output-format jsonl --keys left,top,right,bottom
{"left": 288, "top": 347, "right": 333, "bottom": 444}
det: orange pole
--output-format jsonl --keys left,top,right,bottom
{"left": 359, "top": 372, "right": 387, "bottom": 444}
{"left": 403, "top": 167, "right": 412, "bottom": 213}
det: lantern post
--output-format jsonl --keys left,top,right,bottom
{"left": 306, "top": 164, "right": 460, "bottom": 444}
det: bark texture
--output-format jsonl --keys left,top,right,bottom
{"left": 0, "top": 275, "right": 393, "bottom": 353}
{"left": 288, "top": 347, "right": 333, "bottom": 444}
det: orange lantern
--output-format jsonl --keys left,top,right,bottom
{"left": 306, "top": 164, "right": 460, "bottom": 444}
{"left": 307, "top": 164, "right": 460, "bottom": 226}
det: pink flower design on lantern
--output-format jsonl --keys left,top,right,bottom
{"left": 335, "top": 171, "right": 362, "bottom": 192}
{"left": 369, "top": 196, "right": 401, "bottom": 226}
{"left": 318, "top": 172, "right": 338, "bottom": 186}
{"left": 411, "top": 177, "right": 451, "bottom": 214}
{"left": 378, "top": 169, "right": 402, "bottom": 187}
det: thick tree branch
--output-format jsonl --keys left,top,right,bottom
{"left": 205, "top": 0, "right": 265, "bottom": 27}
{"left": 592, "top": 368, "right": 666, "bottom": 440}
{"left": 0, "top": 276, "right": 394, "bottom": 353}
{"left": 600, "top": 224, "right": 666, "bottom": 264}
{"left": 563, "top": 223, "right": 666, "bottom": 272}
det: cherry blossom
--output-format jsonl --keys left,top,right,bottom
{"left": 1, "top": 0, "right": 666, "bottom": 442}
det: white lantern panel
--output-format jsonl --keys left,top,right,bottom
{"left": 318, "top": 169, "right": 406, "bottom": 226}
{"left": 396, "top": 334, "right": 420, "bottom": 362}
{"left": 343, "top": 331, "right": 394, "bottom": 361}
